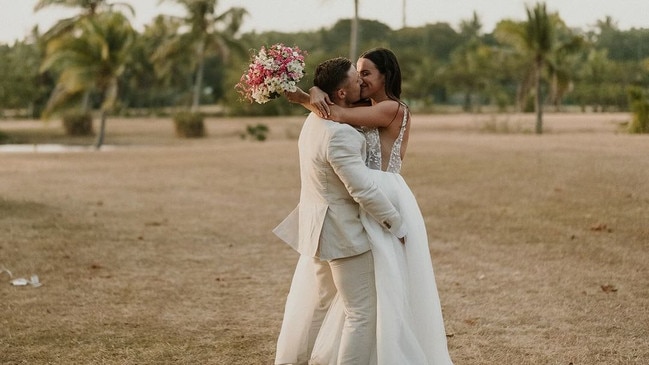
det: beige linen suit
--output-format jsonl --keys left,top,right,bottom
{"left": 274, "top": 112, "right": 405, "bottom": 365}
{"left": 275, "top": 112, "right": 405, "bottom": 259}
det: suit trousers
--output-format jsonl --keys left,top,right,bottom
{"left": 309, "top": 250, "right": 377, "bottom": 365}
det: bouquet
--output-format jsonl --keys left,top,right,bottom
{"left": 236, "top": 44, "right": 307, "bottom": 104}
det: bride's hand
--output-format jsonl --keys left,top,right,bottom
{"left": 309, "top": 86, "right": 333, "bottom": 118}
{"left": 328, "top": 105, "right": 343, "bottom": 122}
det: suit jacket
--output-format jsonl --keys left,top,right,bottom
{"left": 274, "top": 113, "right": 404, "bottom": 260}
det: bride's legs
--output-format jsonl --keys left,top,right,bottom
{"left": 328, "top": 251, "right": 376, "bottom": 365}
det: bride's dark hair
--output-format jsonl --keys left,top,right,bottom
{"left": 359, "top": 48, "right": 402, "bottom": 101}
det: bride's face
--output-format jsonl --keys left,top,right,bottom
{"left": 357, "top": 58, "right": 385, "bottom": 100}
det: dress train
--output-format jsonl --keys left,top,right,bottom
{"left": 275, "top": 170, "right": 453, "bottom": 365}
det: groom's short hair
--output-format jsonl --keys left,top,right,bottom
{"left": 313, "top": 57, "right": 353, "bottom": 100}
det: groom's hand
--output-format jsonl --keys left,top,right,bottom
{"left": 392, "top": 223, "right": 407, "bottom": 245}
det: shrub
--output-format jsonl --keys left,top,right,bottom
{"left": 0, "top": 130, "right": 9, "bottom": 143}
{"left": 480, "top": 116, "right": 530, "bottom": 134}
{"left": 628, "top": 87, "right": 649, "bottom": 134}
{"left": 62, "top": 112, "right": 94, "bottom": 136}
{"left": 243, "top": 123, "right": 269, "bottom": 141}
{"left": 173, "top": 111, "right": 205, "bottom": 138}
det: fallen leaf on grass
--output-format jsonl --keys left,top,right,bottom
{"left": 600, "top": 284, "right": 617, "bottom": 293}
{"left": 590, "top": 223, "right": 613, "bottom": 232}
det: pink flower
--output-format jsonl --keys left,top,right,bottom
{"left": 235, "top": 44, "right": 307, "bottom": 104}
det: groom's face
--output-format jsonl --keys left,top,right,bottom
{"left": 340, "top": 66, "right": 362, "bottom": 105}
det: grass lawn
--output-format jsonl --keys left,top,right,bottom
{"left": 1, "top": 112, "right": 647, "bottom": 364}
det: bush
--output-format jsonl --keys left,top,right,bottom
{"left": 243, "top": 123, "right": 269, "bottom": 141}
{"left": 62, "top": 112, "right": 94, "bottom": 136}
{"left": 628, "top": 87, "right": 649, "bottom": 134}
{"left": 480, "top": 116, "right": 531, "bottom": 134}
{"left": 173, "top": 111, "right": 205, "bottom": 138}
{"left": 0, "top": 130, "right": 9, "bottom": 143}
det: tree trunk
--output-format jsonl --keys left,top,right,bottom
{"left": 463, "top": 91, "right": 471, "bottom": 112}
{"left": 349, "top": 0, "right": 359, "bottom": 61}
{"left": 82, "top": 90, "right": 91, "bottom": 113}
{"left": 535, "top": 58, "right": 544, "bottom": 134}
{"left": 95, "top": 110, "right": 107, "bottom": 150}
{"left": 191, "top": 41, "right": 206, "bottom": 113}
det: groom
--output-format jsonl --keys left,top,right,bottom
{"left": 274, "top": 57, "right": 406, "bottom": 365}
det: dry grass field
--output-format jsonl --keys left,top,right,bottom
{"left": 1, "top": 112, "right": 647, "bottom": 364}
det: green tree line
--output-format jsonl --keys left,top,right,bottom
{"left": 1, "top": 1, "right": 648, "bottom": 127}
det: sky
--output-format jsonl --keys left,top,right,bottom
{"left": 0, "top": 0, "right": 647, "bottom": 44}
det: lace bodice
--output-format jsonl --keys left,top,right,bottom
{"left": 364, "top": 102, "right": 409, "bottom": 174}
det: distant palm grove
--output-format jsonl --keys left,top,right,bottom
{"left": 1, "top": 0, "right": 649, "bottom": 121}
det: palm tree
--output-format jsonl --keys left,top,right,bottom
{"left": 320, "top": 0, "right": 359, "bottom": 61}
{"left": 36, "top": 0, "right": 134, "bottom": 143}
{"left": 442, "top": 13, "right": 494, "bottom": 112}
{"left": 40, "top": 11, "right": 135, "bottom": 149}
{"left": 494, "top": 3, "right": 584, "bottom": 134}
{"left": 546, "top": 33, "right": 584, "bottom": 111}
{"left": 494, "top": 3, "right": 553, "bottom": 133}
{"left": 154, "top": 0, "right": 247, "bottom": 113}
{"left": 35, "top": 0, "right": 109, "bottom": 14}
{"left": 35, "top": 0, "right": 134, "bottom": 40}
{"left": 524, "top": 3, "right": 552, "bottom": 134}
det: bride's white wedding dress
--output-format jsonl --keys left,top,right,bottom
{"left": 275, "top": 105, "right": 453, "bottom": 365}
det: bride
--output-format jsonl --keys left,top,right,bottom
{"left": 276, "top": 48, "right": 453, "bottom": 365}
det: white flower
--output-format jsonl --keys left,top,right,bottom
{"left": 236, "top": 44, "right": 307, "bottom": 104}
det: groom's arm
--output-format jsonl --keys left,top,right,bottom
{"left": 327, "top": 125, "right": 406, "bottom": 239}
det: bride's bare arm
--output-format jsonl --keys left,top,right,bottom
{"left": 329, "top": 100, "right": 402, "bottom": 128}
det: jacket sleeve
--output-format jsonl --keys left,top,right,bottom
{"left": 327, "top": 126, "right": 406, "bottom": 238}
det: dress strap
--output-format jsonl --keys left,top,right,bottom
{"left": 386, "top": 102, "right": 409, "bottom": 173}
